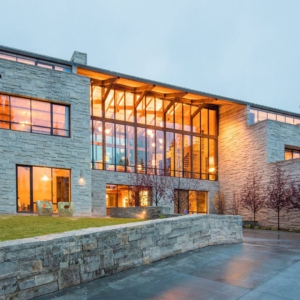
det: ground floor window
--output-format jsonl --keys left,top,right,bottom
{"left": 17, "top": 165, "right": 71, "bottom": 213}
{"left": 106, "top": 184, "right": 151, "bottom": 214}
{"left": 174, "top": 190, "right": 207, "bottom": 214}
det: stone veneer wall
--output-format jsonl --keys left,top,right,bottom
{"left": 0, "top": 215, "right": 242, "bottom": 300}
{"left": 91, "top": 170, "right": 220, "bottom": 216}
{"left": 0, "top": 59, "right": 91, "bottom": 216}
{"left": 218, "top": 104, "right": 300, "bottom": 229}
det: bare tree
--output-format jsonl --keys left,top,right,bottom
{"left": 231, "top": 191, "right": 241, "bottom": 215}
{"left": 129, "top": 173, "right": 153, "bottom": 206}
{"left": 149, "top": 175, "right": 172, "bottom": 206}
{"left": 240, "top": 170, "right": 264, "bottom": 225}
{"left": 212, "top": 190, "right": 226, "bottom": 215}
{"left": 171, "top": 177, "right": 201, "bottom": 214}
{"left": 265, "top": 165, "right": 294, "bottom": 230}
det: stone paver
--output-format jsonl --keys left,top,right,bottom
{"left": 37, "top": 229, "right": 300, "bottom": 300}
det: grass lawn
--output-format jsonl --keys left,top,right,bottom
{"left": 0, "top": 215, "right": 142, "bottom": 242}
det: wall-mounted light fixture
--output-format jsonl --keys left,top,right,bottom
{"left": 79, "top": 169, "right": 85, "bottom": 184}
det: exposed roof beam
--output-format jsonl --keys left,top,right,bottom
{"left": 164, "top": 98, "right": 176, "bottom": 113}
{"left": 164, "top": 92, "right": 187, "bottom": 99}
{"left": 91, "top": 77, "right": 118, "bottom": 86}
{"left": 191, "top": 104, "right": 206, "bottom": 119}
{"left": 135, "top": 90, "right": 147, "bottom": 108}
{"left": 103, "top": 82, "right": 115, "bottom": 103}
{"left": 135, "top": 84, "right": 155, "bottom": 92}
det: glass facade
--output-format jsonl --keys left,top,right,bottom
{"left": 91, "top": 85, "right": 218, "bottom": 180}
{"left": 0, "top": 94, "right": 70, "bottom": 137}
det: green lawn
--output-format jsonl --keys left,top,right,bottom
{"left": 0, "top": 215, "right": 142, "bottom": 242}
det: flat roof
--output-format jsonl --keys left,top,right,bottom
{"left": 1, "top": 44, "right": 300, "bottom": 118}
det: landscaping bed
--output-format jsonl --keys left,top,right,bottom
{"left": 0, "top": 215, "right": 142, "bottom": 242}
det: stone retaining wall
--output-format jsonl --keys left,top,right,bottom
{"left": 0, "top": 215, "right": 242, "bottom": 299}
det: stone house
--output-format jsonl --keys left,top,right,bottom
{"left": 0, "top": 45, "right": 299, "bottom": 227}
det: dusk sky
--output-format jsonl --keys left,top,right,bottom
{"left": 1, "top": 0, "right": 300, "bottom": 113}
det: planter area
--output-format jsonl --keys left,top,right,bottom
{"left": 110, "top": 206, "right": 173, "bottom": 219}
{"left": 0, "top": 214, "right": 242, "bottom": 299}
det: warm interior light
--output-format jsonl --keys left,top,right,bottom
{"left": 105, "top": 128, "right": 111, "bottom": 134}
{"left": 41, "top": 168, "right": 50, "bottom": 181}
{"left": 98, "top": 126, "right": 102, "bottom": 132}
{"left": 147, "top": 129, "right": 153, "bottom": 135}
{"left": 159, "top": 139, "right": 163, "bottom": 144}
{"left": 209, "top": 167, "right": 215, "bottom": 173}
{"left": 152, "top": 143, "right": 155, "bottom": 147}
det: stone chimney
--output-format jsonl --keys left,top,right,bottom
{"left": 70, "top": 51, "right": 87, "bottom": 65}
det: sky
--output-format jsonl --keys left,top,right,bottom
{"left": 1, "top": 0, "right": 300, "bottom": 113}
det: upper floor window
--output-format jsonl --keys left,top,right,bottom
{"left": 285, "top": 147, "right": 300, "bottom": 160}
{"left": 249, "top": 107, "right": 300, "bottom": 126}
{"left": 0, "top": 94, "right": 70, "bottom": 137}
{"left": 0, "top": 51, "right": 72, "bottom": 73}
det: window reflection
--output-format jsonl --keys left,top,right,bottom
{"left": 137, "top": 127, "right": 146, "bottom": 173}
{"left": 92, "top": 120, "right": 103, "bottom": 169}
{"left": 0, "top": 95, "right": 10, "bottom": 129}
{"left": 126, "top": 126, "right": 135, "bottom": 172}
{"left": 105, "top": 123, "right": 115, "bottom": 171}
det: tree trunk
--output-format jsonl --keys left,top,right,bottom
{"left": 277, "top": 209, "right": 280, "bottom": 231}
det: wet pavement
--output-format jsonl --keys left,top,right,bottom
{"left": 37, "top": 229, "right": 300, "bottom": 300}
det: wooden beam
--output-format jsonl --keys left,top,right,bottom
{"left": 164, "top": 92, "right": 187, "bottom": 99}
{"left": 102, "top": 82, "right": 115, "bottom": 103}
{"left": 102, "top": 77, "right": 119, "bottom": 85}
{"left": 135, "top": 84, "right": 155, "bottom": 92}
{"left": 135, "top": 90, "right": 147, "bottom": 108}
{"left": 191, "top": 104, "right": 206, "bottom": 119}
{"left": 191, "top": 98, "right": 216, "bottom": 104}
{"left": 164, "top": 98, "right": 176, "bottom": 113}
{"left": 91, "top": 77, "right": 118, "bottom": 87}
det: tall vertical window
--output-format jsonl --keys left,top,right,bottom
{"left": 0, "top": 94, "right": 70, "bottom": 137}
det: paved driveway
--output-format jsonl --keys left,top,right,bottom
{"left": 37, "top": 229, "right": 300, "bottom": 300}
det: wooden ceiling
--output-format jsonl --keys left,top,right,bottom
{"left": 77, "top": 67, "right": 235, "bottom": 107}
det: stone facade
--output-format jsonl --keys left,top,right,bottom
{"left": 0, "top": 59, "right": 91, "bottom": 216}
{"left": 218, "top": 104, "right": 300, "bottom": 228}
{"left": 0, "top": 215, "right": 242, "bottom": 299}
{"left": 91, "top": 170, "right": 220, "bottom": 216}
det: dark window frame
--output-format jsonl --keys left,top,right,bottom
{"left": 0, "top": 94, "right": 71, "bottom": 137}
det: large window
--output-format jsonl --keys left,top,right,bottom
{"left": 91, "top": 86, "right": 218, "bottom": 180}
{"left": 17, "top": 165, "right": 71, "bottom": 213}
{"left": 174, "top": 190, "right": 207, "bottom": 214}
{"left": 106, "top": 184, "right": 151, "bottom": 214}
{"left": 0, "top": 94, "right": 70, "bottom": 137}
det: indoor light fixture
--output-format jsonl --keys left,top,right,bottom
{"left": 41, "top": 168, "right": 50, "bottom": 181}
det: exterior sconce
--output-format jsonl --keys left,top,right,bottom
{"left": 79, "top": 170, "right": 85, "bottom": 184}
